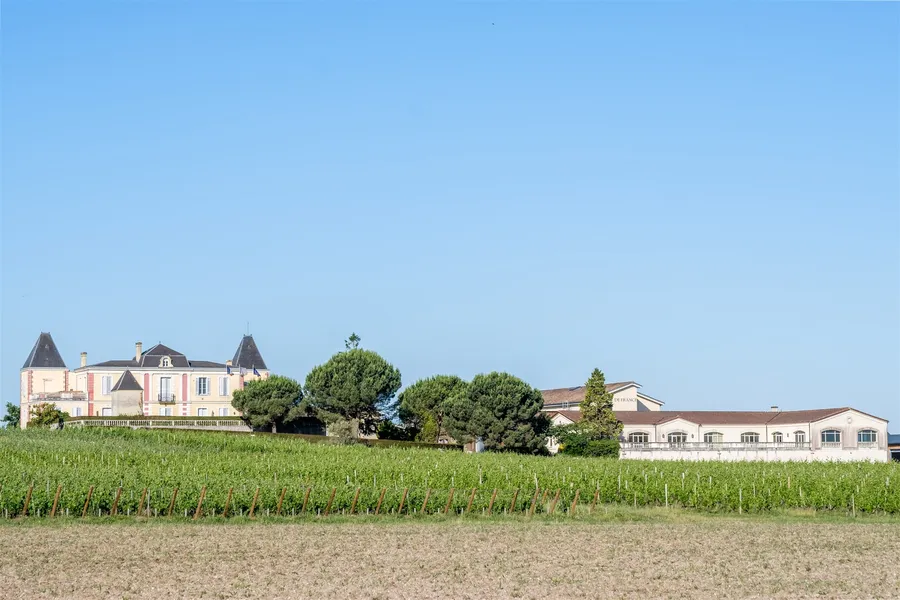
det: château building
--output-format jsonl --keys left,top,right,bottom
{"left": 19, "top": 332, "right": 269, "bottom": 428}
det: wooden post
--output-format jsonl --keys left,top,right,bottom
{"left": 167, "top": 488, "right": 179, "bottom": 517}
{"left": 276, "top": 487, "right": 287, "bottom": 516}
{"left": 81, "top": 486, "right": 94, "bottom": 518}
{"left": 21, "top": 484, "right": 34, "bottom": 517}
{"left": 540, "top": 489, "right": 549, "bottom": 506}
{"left": 549, "top": 489, "right": 561, "bottom": 515}
{"left": 397, "top": 488, "right": 409, "bottom": 515}
{"left": 193, "top": 486, "right": 207, "bottom": 520}
{"left": 487, "top": 489, "right": 498, "bottom": 515}
{"left": 374, "top": 487, "right": 387, "bottom": 515}
{"left": 111, "top": 487, "right": 123, "bottom": 516}
{"left": 324, "top": 487, "right": 336, "bottom": 516}
{"left": 509, "top": 489, "right": 519, "bottom": 513}
{"left": 421, "top": 488, "right": 431, "bottom": 514}
{"left": 590, "top": 490, "right": 599, "bottom": 514}
{"left": 248, "top": 487, "right": 260, "bottom": 519}
{"left": 50, "top": 485, "right": 62, "bottom": 518}
{"left": 852, "top": 494, "right": 856, "bottom": 517}
{"left": 570, "top": 489, "right": 580, "bottom": 516}
{"left": 465, "top": 488, "right": 477, "bottom": 514}
{"left": 350, "top": 488, "right": 361, "bottom": 515}
{"left": 529, "top": 488, "right": 540, "bottom": 516}
{"left": 223, "top": 487, "right": 233, "bottom": 518}
{"left": 301, "top": 487, "right": 312, "bottom": 514}
{"left": 138, "top": 488, "right": 148, "bottom": 517}
{"left": 443, "top": 488, "right": 455, "bottom": 515}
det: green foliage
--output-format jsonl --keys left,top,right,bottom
{"left": 416, "top": 414, "right": 439, "bottom": 443}
{"left": 304, "top": 348, "right": 402, "bottom": 437}
{"left": 580, "top": 369, "right": 622, "bottom": 439}
{"left": 345, "top": 332, "right": 361, "bottom": 350}
{"left": 0, "top": 427, "right": 897, "bottom": 517}
{"left": 376, "top": 420, "right": 415, "bottom": 441}
{"left": 27, "top": 403, "right": 68, "bottom": 428}
{"left": 230, "top": 375, "right": 305, "bottom": 433}
{"left": 553, "top": 425, "right": 620, "bottom": 458}
{"left": 398, "top": 375, "right": 467, "bottom": 443}
{"left": 443, "top": 372, "right": 550, "bottom": 454}
{"left": 2, "top": 403, "right": 20, "bottom": 429}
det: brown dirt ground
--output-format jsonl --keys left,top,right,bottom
{"left": 1, "top": 519, "right": 898, "bottom": 599}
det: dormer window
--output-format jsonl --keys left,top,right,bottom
{"left": 160, "top": 356, "right": 171, "bottom": 368}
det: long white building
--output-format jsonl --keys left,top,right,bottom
{"left": 542, "top": 381, "right": 890, "bottom": 462}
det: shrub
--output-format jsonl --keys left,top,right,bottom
{"left": 555, "top": 427, "right": 620, "bottom": 458}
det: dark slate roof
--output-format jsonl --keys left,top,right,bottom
{"left": 85, "top": 342, "right": 220, "bottom": 370}
{"left": 189, "top": 360, "right": 226, "bottom": 368}
{"left": 888, "top": 434, "right": 900, "bottom": 446}
{"left": 138, "top": 343, "right": 189, "bottom": 368}
{"left": 22, "top": 333, "right": 67, "bottom": 369}
{"left": 89, "top": 360, "right": 139, "bottom": 368}
{"left": 232, "top": 335, "right": 267, "bottom": 370}
{"left": 111, "top": 370, "right": 143, "bottom": 392}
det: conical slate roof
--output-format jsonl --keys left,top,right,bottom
{"left": 22, "top": 332, "right": 67, "bottom": 369}
{"left": 232, "top": 335, "right": 267, "bottom": 370}
{"left": 111, "top": 370, "right": 143, "bottom": 392}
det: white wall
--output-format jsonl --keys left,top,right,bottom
{"left": 620, "top": 446, "right": 888, "bottom": 462}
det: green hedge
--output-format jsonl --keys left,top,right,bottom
{"left": 220, "top": 429, "right": 463, "bottom": 451}
{"left": 62, "top": 417, "right": 462, "bottom": 451}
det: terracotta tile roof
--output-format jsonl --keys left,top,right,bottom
{"left": 555, "top": 407, "right": 870, "bottom": 426}
{"left": 547, "top": 410, "right": 583, "bottom": 423}
{"left": 542, "top": 382, "right": 638, "bottom": 407}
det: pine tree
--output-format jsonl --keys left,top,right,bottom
{"left": 580, "top": 368, "right": 622, "bottom": 439}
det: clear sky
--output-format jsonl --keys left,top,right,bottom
{"left": 2, "top": 2, "right": 898, "bottom": 426}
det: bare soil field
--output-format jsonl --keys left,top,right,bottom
{"left": 1, "top": 517, "right": 898, "bottom": 599}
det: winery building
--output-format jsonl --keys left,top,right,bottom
{"left": 542, "top": 382, "right": 891, "bottom": 462}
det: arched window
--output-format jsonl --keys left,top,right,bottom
{"left": 857, "top": 430, "right": 877, "bottom": 446}
{"left": 628, "top": 432, "right": 649, "bottom": 444}
{"left": 794, "top": 431, "right": 806, "bottom": 447}
{"left": 740, "top": 432, "right": 760, "bottom": 444}
{"left": 667, "top": 432, "right": 688, "bottom": 447}
{"left": 160, "top": 356, "right": 171, "bottom": 368}
{"left": 703, "top": 432, "right": 723, "bottom": 446}
{"left": 821, "top": 429, "right": 841, "bottom": 447}
{"left": 772, "top": 432, "right": 783, "bottom": 443}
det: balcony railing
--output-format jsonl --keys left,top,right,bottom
{"left": 621, "top": 441, "right": 812, "bottom": 451}
{"left": 66, "top": 419, "right": 250, "bottom": 431}
{"left": 158, "top": 393, "right": 176, "bottom": 404}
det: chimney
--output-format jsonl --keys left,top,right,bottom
{"left": 80, "top": 352, "right": 87, "bottom": 368}
{"left": 770, "top": 405, "right": 780, "bottom": 413}
{"left": 135, "top": 342, "right": 143, "bottom": 362}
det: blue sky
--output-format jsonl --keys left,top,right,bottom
{"left": 2, "top": 2, "right": 898, "bottom": 426}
